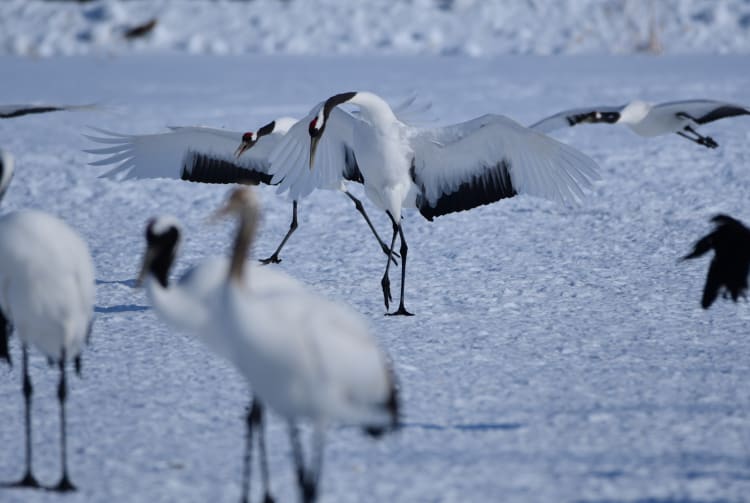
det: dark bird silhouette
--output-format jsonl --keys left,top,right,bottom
{"left": 124, "top": 18, "right": 157, "bottom": 40}
{"left": 683, "top": 214, "right": 750, "bottom": 308}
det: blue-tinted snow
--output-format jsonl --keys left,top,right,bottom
{"left": 0, "top": 54, "right": 749, "bottom": 502}
{"left": 1, "top": 0, "right": 750, "bottom": 57}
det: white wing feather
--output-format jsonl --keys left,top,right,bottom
{"left": 0, "top": 210, "right": 94, "bottom": 359}
{"left": 268, "top": 96, "right": 426, "bottom": 201}
{"left": 83, "top": 126, "right": 278, "bottom": 181}
{"left": 269, "top": 106, "right": 359, "bottom": 200}
{"left": 411, "top": 114, "right": 601, "bottom": 208}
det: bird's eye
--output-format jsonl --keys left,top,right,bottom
{"left": 242, "top": 132, "right": 254, "bottom": 142}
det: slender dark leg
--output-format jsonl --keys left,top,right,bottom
{"left": 240, "top": 401, "right": 255, "bottom": 503}
{"left": 288, "top": 423, "right": 316, "bottom": 503}
{"left": 1, "top": 344, "right": 41, "bottom": 489}
{"left": 251, "top": 399, "right": 275, "bottom": 503}
{"left": 308, "top": 427, "right": 325, "bottom": 501}
{"left": 677, "top": 126, "right": 718, "bottom": 149}
{"left": 342, "top": 190, "right": 399, "bottom": 265}
{"left": 380, "top": 212, "right": 400, "bottom": 311}
{"left": 51, "top": 350, "right": 75, "bottom": 492}
{"left": 386, "top": 219, "right": 414, "bottom": 316}
{"left": 260, "top": 201, "right": 299, "bottom": 265}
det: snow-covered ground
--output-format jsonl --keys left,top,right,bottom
{"left": 2, "top": 0, "right": 750, "bottom": 58}
{"left": 1, "top": 52, "right": 750, "bottom": 502}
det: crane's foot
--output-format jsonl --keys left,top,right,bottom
{"left": 702, "top": 136, "right": 718, "bottom": 149}
{"left": 262, "top": 493, "right": 276, "bottom": 503}
{"left": 386, "top": 304, "right": 414, "bottom": 317}
{"left": 49, "top": 475, "right": 76, "bottom": 493}
{"left": 381, "top": 276, "right": 392, "bottom": 309}
{"left": 1, "top": 471, "right": 41, "bottom": 489}
{"left": 259, "top": 254, "right": 282, "bottom": 265}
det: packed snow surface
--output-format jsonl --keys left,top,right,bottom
{"left": 1, "top": 53, "right": 750, "bottom": 502}
{"left": 1, "top": 0, "right": 750, "bottom": 58}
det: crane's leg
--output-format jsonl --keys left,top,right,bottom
{"left": 260, "top": 201, "right": 299, "bottom": 265}
{"left": 307, "top": 426, "right": 325, "bottom": 503}
{"left": 677, "top": 126, "right": 718, "bottom": 149}
{"left": 52, "top": 350, "right": 76, "bottom": 492}
{"left": 288, "top": 423, "right": 316, "bottom": 503}
{"left": 380, "top": 212, "right": 400, "bottom": 311}
{"left": 2, "top": 344, "right": 41, "bottom": 488}
{"left": 240, "top": 400, "right": 255, "bottom": 503}
{"left": 253, "top": 399, "right": 275, "bottom": 503}
{"left": 342, "top": 190, "right": 399, "bottom": 265}
{"left": 385, "top": 214, "right": 414, "bottom": 316}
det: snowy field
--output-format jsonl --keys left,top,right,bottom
{"left": 1, "top": 52, "right": 750, "bottom": 502}
{"left": 2, "top": 0, "right": 750, "bottom": 57}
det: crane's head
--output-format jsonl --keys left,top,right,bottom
{"left": 0, "top": 149, "right": 14, "bottom": 204}
{"left": 234, "top": 131, "right": 257, "bottom": 158}
{"left": 235, "top": 120, "right": 278, "bottom": 158}
{"left": 137, "top": 216, "right": 181, "bottom": 288}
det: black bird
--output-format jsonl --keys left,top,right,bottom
{"left": 683, "top": 214, "right": 750, "bottom": 308}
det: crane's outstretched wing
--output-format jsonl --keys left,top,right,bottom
{"left": 267, "top": 95, "right": 427, "bottom": 201}
{"left": 683, "top": 214, "right": 750, "bottom": 309}
{"left": 529, "top": 105, "right": 625, "bottom": 133}
{"left": 0, "top": 103, "right": 97, "bottom": 119}
{"left": 269, "top": 106, "right": 362, "bottom": 200}
{"left": 410, "top": 114, "right": 601, "bottom": 220}
{"left": 652, "top": 100, "right": 750, "bottom": 124}
{"left": 84, "top": 126, "right": 277, "bottom": 184}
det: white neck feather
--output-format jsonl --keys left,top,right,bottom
{"left": 350, "top": 92, "right": 398, "bottom": 129}
{"left": 145, "top": 276, "right": 208, "bottom": 331}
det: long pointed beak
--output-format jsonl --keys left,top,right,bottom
{"left": 234, "top": 141, "right": 251, "bottom": 159}
{"left": 135, "top": 247, "right": 158, "bottom": 288}
{"left": 309, "top": 136, "right": 320, "bottom": 170}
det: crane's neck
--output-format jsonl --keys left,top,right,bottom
{"left": 349, "top": 92, "right": 398, "bottom": 130}
{"left": 148, "top": 248, "right": 175, "bottom": 289}
{"left": 229, "top": 205, "right": 258, "bottom": 283}
{"left": 145, "top": 276, "right": 207, "bottom": 332}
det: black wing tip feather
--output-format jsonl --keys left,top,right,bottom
{"left": 686, "top": 214, "right": 750, "bottom": 309}
{"left": 695, "top": 105, "right": 750, "bottom": 125}
{"left": 181, "top": 151, "right": 273, "bottom": 186}
{"left": 416, "top": 159, "right": 517, "bottom": 221}
{"left": 342, "top": 147, "right": 363, "bottom": 184}
{"left": 0, "top": 105, "right": 65, "bottom": 119}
